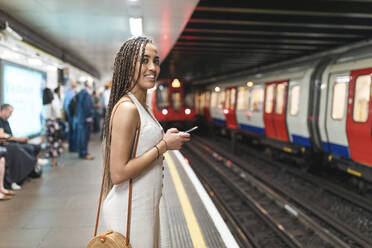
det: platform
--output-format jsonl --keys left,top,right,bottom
{"left": 0, "top": 134, "right": 236, "bottom": 248}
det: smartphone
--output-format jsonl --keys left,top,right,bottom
{"left": 184, "top": 126, "right": 199, "bottom": 133}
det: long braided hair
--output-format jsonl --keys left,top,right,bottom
{"left": 102, "top": 36, "right": 152, "bottom": 199}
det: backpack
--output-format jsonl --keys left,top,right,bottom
{"left": 68, "top": 95, "right": 78, "bottom": 117}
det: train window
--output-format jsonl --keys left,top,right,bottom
{"left": 237, "top": 87, "right": 249, "bottom": 111}
{"left": 218, "top": 91, "right": 225, "bottom": 109}
{"left": 211, "top": 91, "right": 218, "bottom": 108}
{"left": 265, "top": 85, "right": 274, "bottom": 114}
{"left": 172, "top": 91, "right": 181, "bottom": 111}
{"left": 230, "top": 88, "right": 236, "bottom": 109}
{"left": 156, "top": 84, "right": 169, "bottom": 109}
{"left": 331, "top": 83, "right": 347, "bottom": 120}
{"left": 275, "top": 83, "right": 285, "bottom": 114}
{"left": 184, "top": 93, "right": 194, "bottom": 108}
{"left": 250, "top": 87, "right": 264, "bottom": 112}
{"left": 353, "top": 75, "right": 371, "bottom": 123}
{"left": 289, "top": 85, "right": 300, "bottom": 116}
{"left": 205, "top": 91, "right": 211, "bottom": 108}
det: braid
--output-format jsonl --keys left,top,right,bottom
{"left": 102, "top": 36, "right": 152, "bottom": 198}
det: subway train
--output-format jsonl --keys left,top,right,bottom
{"left": 150, "top": 79, "right": 196, "bottom": 129}
{"left": 194, "top": 43, "right": 372, "bottom": 190}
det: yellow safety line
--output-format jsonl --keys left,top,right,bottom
{"left": 347, "top": 168, "right": 362, "bottom": 177}
{"left": 164, "top": 152, "right": 207, "bottom": 248}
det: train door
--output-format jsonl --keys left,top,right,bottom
{"left": 346, "top": 68, "right": 372, "bottom": 166}
{"left": 264, "top": 82, "right": 277, "bottom": 139}
{"left": 224, "top": 87, "right": 238, "bottom": 129}
{"left": 170, "top": 86, "right": 182, "bottom": 112}
{"left": 325, "top": 74, "right": 350, "bottom": 158}
{"left": 273, "top": 80, "right": 289, "bottom": 141}
{"left": 203, "top": 90, "right": 211, "bottom": 122}
{"left": 210, "top": 89, "right": 226, "bottom": 125}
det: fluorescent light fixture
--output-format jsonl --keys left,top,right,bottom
{"left": 2, "top": 50, "right": 20, "bottom": 60}
{"left": 28, "top": 58, "right": 42, "bottom": 66}
{"left": 129, "top": 17, "right": 143, "bottom": 36}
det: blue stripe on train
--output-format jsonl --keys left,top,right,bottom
{"left": 239, "top": 124, "right": 265, "bottom": 135}
{"left": 322, "top": 142, "right": 350, "bottom": 158}
{"left": 212, "top": 118, "right": 226, "bottom": 126}
{"left": 292, "top": 134, "right": 311, "bottom": 147}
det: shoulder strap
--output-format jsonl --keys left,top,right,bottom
{"left": 93, "top": 97, "right": 141, "bottom": 245}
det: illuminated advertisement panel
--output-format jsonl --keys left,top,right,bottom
{"left": 1, "top": 60, "right": 45, "bottom": 137}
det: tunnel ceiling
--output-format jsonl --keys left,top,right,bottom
{"left": 160, "top": 0, "right": 372, "bottom": 84}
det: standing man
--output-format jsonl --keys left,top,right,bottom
{"left": 63, "top": 80, "right": 77, "bottom": 152}
{"left": 75, "top": 81, "right": 94, "bottom": 160}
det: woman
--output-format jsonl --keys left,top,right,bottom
{"left": 42, "top": 87, "right": 63, "bottom": 167}
{"left": 102, "top": 36, "right": 190, "bottom": 247}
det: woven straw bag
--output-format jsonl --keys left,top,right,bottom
{"left": 86, "top": 98, "right": 140, "bottom": 248}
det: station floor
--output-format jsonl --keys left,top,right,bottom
{"left": 0, "top": 134, "right": 232, "bottom": 248}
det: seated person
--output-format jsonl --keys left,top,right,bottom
{"left": 0, "top": 104, "right": 47, "bottom": 165}
{"left": 0, "top": 118, "right": 41, "bottom": 190}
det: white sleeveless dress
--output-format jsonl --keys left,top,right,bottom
{"left": 102, "top": 92, "right": 170, "bottom": 248}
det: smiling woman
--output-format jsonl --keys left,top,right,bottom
{"left": 88, "top": 36, "right": 190, "bottom": 248}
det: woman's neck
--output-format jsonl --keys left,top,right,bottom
{"left": 130, "top": 88, "right": 147, "bottom": 107}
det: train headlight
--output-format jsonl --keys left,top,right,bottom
{"left": 223, "top": 109, "right": 229, "bottom": 114}
{"left": 185, "top": 108, "right": 191, "bottom": 115}
{"left": 162, "top": 109, "right": 168, "bottom": 115}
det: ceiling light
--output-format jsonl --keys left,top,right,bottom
{"left": 129, "top": 17, "right": 143, "bottom": 36}
{"left": 2, "top": 50, "right": 20, "bottom": 60}
{"left": 215, "top": 87, "right": 220, "bottom": 92}
{"left": 28, "top": 58, "right": 42, "bottom": 66}
{"left": 246, "top": 81, "right": 254, "bottom": 87}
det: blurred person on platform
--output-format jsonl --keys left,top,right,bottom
{"left": 75, "top": 81, "right": 94, "bottom": 160}
{"left": 92, "top": 90, "right": 102, "bottom": 133}
{"left": 101, "top": 83, "right": 111, "bottom": 119}
{"left": 42, "top": 87, "right": 63, "bottom": 167}
{"left": 63, "top": 79, "right": 77, "bottom": 152}
{"left": 55, "top": 87, "right": 67, "bottom": 141}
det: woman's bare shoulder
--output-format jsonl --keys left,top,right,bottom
{"left": 114, "top": 99, "right": 139, "bottom": 124}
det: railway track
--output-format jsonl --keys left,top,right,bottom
{"left": 181, "top": 136, "right": 372, "bottom": 248}
{"left": 209, "top": 135, "right": 372, "bottom": 240}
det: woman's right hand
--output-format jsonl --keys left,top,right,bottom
{"left": 163, "top": 128, "right": 190, "bottom": 150}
